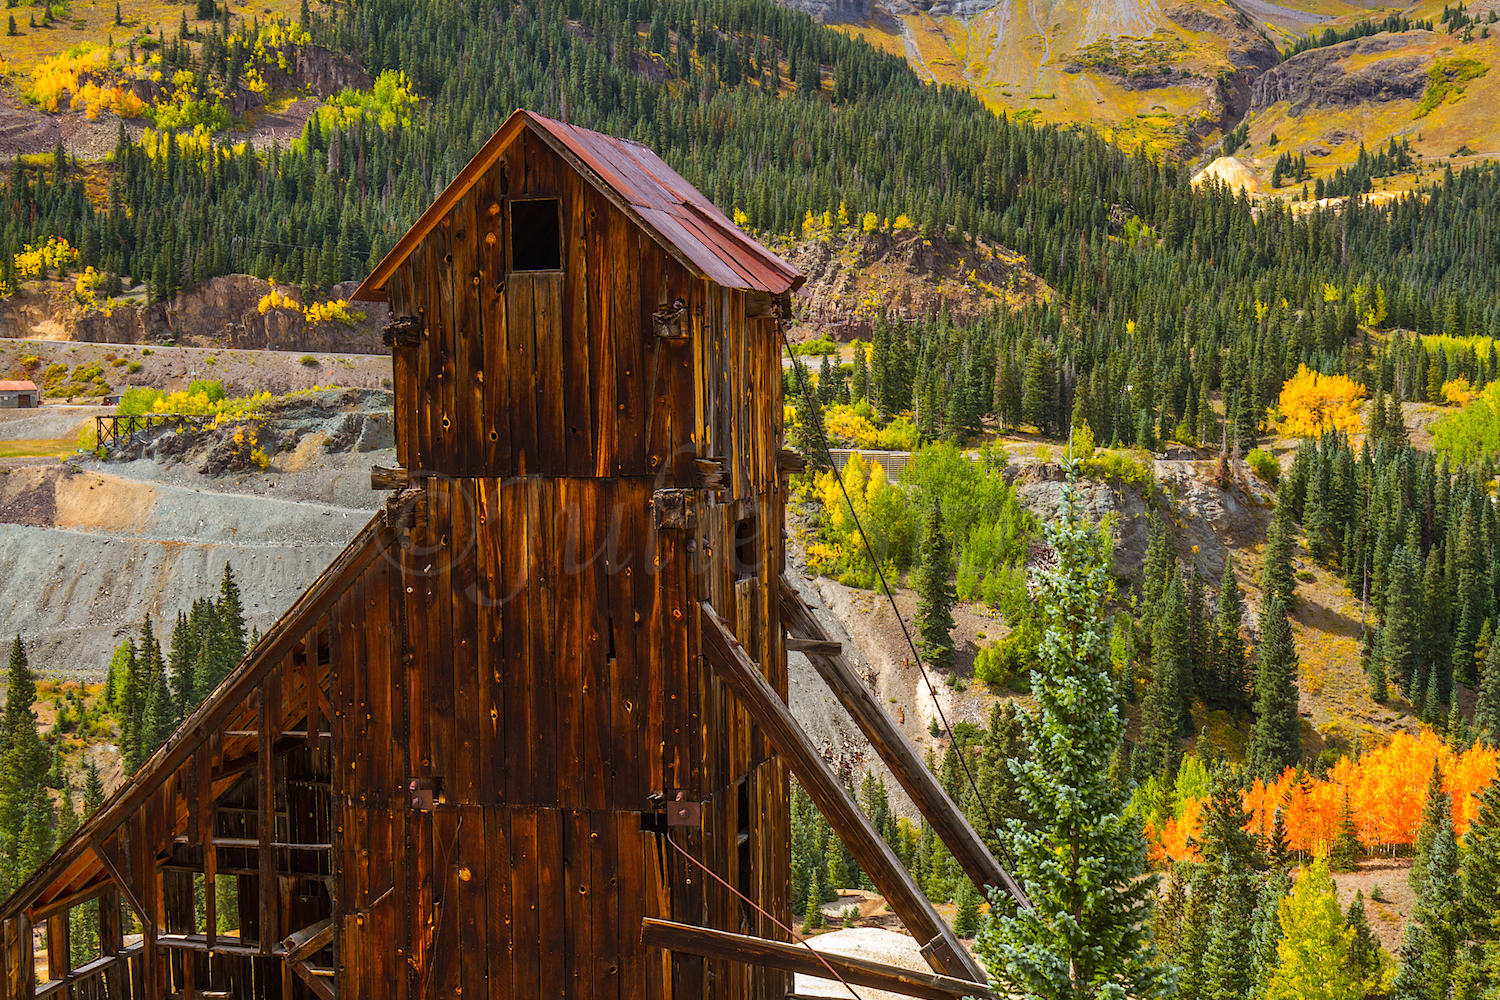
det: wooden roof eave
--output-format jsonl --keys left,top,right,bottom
{"left": 0, "top": 511, "right": 394, "bottom": 924}
{"left": 352, "top": 110, "right": 802, "bottom": 302}
{"left": 353, "top": 112, "right": 715, "bottom": 302}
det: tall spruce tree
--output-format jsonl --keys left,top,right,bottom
{"left": 0, "top": 637, "right": 47, "bottom": 895}
{"left": 1261, "top": 509, "right": 1297, "bottom": 610}
{"left": 1153, "top": 570, "right": 1193, "bottom": 734}
{"left": 1380, "top": 545, "right": 1422, "bottom": 697}
{"left": 1211, "top": 556, "right": 1250, "bottom": 712}
{"left": 1394, "top": 809, "right": 1461, "bottom": 1000}
{"left": 975, "top": 477, "right": 1168, "bottom": 999}
{"left": 1412, "top": 760, "right": 1452, "bottom": 902}
{"left": 914, "top": 498, "right": 957, "bottom": 673}
{"left": 1477, "top": 637, "right": 1500, "bottom": 747}
{"left": 1246, "top": 595, "right": 1302, "bottom": 782}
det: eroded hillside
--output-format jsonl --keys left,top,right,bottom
{"left": 0, "top": 382, "right": 393, "bottom": 677}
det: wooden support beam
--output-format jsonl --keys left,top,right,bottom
{"left": 640, "top": 918, "right": 996, "bottom": 1000}
{"left": 16, "top": 912, "right": 33, "bottom": 1000}
{"left": 258, "top": 678, "right": 277, "bottom": 956}
{"left": 28, "top": 879, "right": 114, "bottom": 924}
{"left": 281, "top": 917, "right": 334, "bottom": 962}
{"left": 98, "top": 889, "right": 125, "bottom": 1000}
{"left": 88, "top": 843, "right": 151, "bottom": 937}
{"left": 370, "top": 465, "right": 409, "bottom": 490}
{"left": 783, "top": 637, "right": 842, "bottom": 656}
{"left": 779, "top": 577, "right": 1032, "bottom": 910}
{"left": 697, "top": 602, "right": 986, "bottom": 985}
{"left": 290, "top": 958, "right": 336, "bottom": 1000}
{"left": 45, "top": 912, "right": 67, "bottom": 985}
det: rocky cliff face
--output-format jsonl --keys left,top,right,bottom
{"left": 776, "top": 228, "right": 1051, "bottom": 340}
{"left": 1, "top": 275, "right": 388, "bottom": 353}
{"left": 779, "top": 0, "right": 874, "bottom": 23}
{"left": 1250, "top": 32, "right": 1432, "bottom": 111}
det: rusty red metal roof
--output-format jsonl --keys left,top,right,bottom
{"left": 354, "top": 110, "right": 802, "bottom": 301}
{"left": 0, "top": 381, "right": 37, "bottom": 392}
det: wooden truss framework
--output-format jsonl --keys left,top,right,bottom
{"left": 0, "top": 515, "right": 386, "bottom": 999}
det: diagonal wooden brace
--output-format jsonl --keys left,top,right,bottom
{"left": 698, "top": 602, "right": 987, "bottom": 984}
{"left": 779, "top": 576, "right": 1031, "bottom": 910}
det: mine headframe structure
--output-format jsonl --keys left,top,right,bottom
{"left": 0, "top": 109, "right": 1025, "bottom": 1000}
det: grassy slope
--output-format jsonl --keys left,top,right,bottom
{"left": 839, "top": 0, "right": 1261, "bottom": 156}
{"left": 1222, "top": 25, "right": 1500, "bottom": 194}
{"left": 0, "top": 0, "right": 301, "bottom": 72}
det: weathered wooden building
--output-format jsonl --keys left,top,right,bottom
{"left": 0, "top": 111, "right": 1021, "bottom": 1000}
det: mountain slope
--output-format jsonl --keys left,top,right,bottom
{"left": 824, "top": 0, "right": 1278, "bottom": 155}
{"left": 1227, "top": 27, "right": 1500, "bottom": 191}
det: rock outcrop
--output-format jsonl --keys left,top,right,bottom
{"left": 774, "top": 228, "right": 1051, "bottom": 340}
{"left": 1250, "top": 32, "right": 1432, "bottom": 111}
{"left": 1, "top": 275, "right": 388, "bottom": 353}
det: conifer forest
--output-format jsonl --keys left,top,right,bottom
{"left": 2, "top": 0, "right": 1500, "bottom": 992}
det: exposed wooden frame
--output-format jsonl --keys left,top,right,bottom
{"left": 0, "top": 514, "right": 389, "bottom": 928}
{"left": 641, "top": 918, "right": 997, "bottom": 1000}
{"left": 27, "top": 878, "right": 113, "bottom": 924}
{"left": 698, "top": 602, "right": 986, "bottom": 984}
{"left": 779, "top": 577, "right": 1032, "bottom": 910}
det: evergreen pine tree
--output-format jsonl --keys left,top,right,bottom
{"left": 1134, "top": 641, "right": 1183, "bottom": 786}
{"left": 953, "top": 878, "right": 981, "bottom": 937}
{"left": 1153, "top": 570, "right": 1192, "bottom": 734}
{"left": 1380, "top": 546, "right": 1422, "bottom": 696}
{"left": 20, "top": 785, "right": 53, "bottom": 878}
{"left": 0, "top": 636, "right": 47, "bottom": 894}
{"left": 56, "top": 777, "right": 78, "bottom": 842}
{"left": 1412, "top": 759, "right": 1451, "bottom": 902}
{"left": 142, "top": 661, "right": 175, "bottom": 757}
{"left": 1394, "top": 811, "right": 1461, "bottom": 1000}
{"left": 1246, "top": 596, "right": 1302, "bottom": 782}
{"left": 1267, "top": 806, "right": 1290, "bottom": 871}
{"left": 1212, "top": 556, "right": 1250, "bottom": 712}
{"left": 802, "top": 889, "right": 824, "bottom": 932}
{"left": 913, "top": 498, "right": 957, "bottom": 672}
{"left": 1248, "top": 868, "right": 1290, "bottom": 997}
{"left": 1140, "top": 516, "right": 1173, "bottom": 614}
{"left": 1344, "top": 891, "right": 1385, "bottom": 994}
{"left": 1478, "top": 636, "right": 1500, "bottom": 747}
{"left": 1195, "top": 769, "right": 1258, "bottom": 872}
{"left": 1461, "top": 778, "right": 1500, "bottom": 936}
{"left": 1261, "top": 509, "right": 1297, "bottom": 610}
{"left": 975, "top": 476, "right": 1168, "bottom": 999}
{"left": 218, "top": 563, "right": 248, "bottom": 663}
{"left": 1202, "top": 859, "right": 1256, "bottom": 1000}
{"left": 1422, "top": 547, "right": 1452, "bottom": 705}
{"left": 82, "top": 757, "right": 103, "bottom": 815}
{"left": 1305, "top": 464, "right": 1334, "bottom": 563}
{"left": 1328, "top": 789, "right": 1361, "bottom": 872}
{"left": 168, "top": 610, "right": 196, "bottom": 722}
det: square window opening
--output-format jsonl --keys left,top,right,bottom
{"left": 511, "top": 198, "right": 563, "bottom": 272}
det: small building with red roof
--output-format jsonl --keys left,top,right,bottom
{"left": 0, "top": 380, "right": 39, "bottom": 408}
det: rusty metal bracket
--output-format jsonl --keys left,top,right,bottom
{"left": 651, "top": 298, "right": 688, "bottom": 339}
{"left": 382, "top": 315, "right": 422, "bottom": 348}
{"left": 651, "top": 489, "right": 695, "bottom": 530}
{"left": 407, "top": 777, "right": 442, "bottom": 811}
{"left": 666, "top": 794, "right": 702, "bottom": 827}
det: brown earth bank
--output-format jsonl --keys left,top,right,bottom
{"left": 775, "top": 227, "right": 1053, "bottom": 341}
{"left": 0, "top": 274, "right": 388, "bottom": 352}
{"left": 0, "top": 387, "right": 395, "bottom": 678}
{"left": 0, "top": 337, "right": 391, "bottom": 400}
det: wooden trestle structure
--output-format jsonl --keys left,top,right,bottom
{"left": 0, "top": 110, "right": 1024, "bottom": 999}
